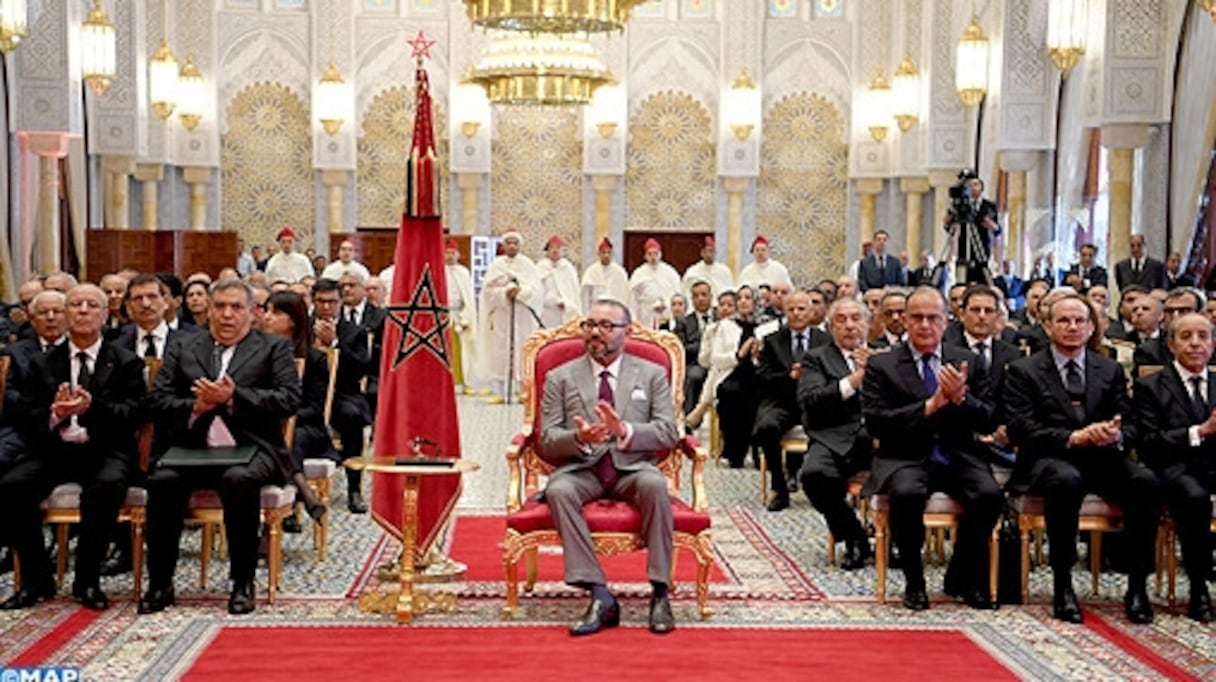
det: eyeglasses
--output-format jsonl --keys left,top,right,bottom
{"left": 579, "top": 319, "right": 628, "bottom": 333}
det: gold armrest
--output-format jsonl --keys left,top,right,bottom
{"left": 678, "top": 437, "right": 710, "bottom": 513}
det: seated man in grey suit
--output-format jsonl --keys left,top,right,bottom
{"left": 539, "top": 298, "right": 680, "bottom": 636}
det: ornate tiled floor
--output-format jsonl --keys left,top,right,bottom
{"left": 2, "top": 395, "right": 1215, "bottom": 681}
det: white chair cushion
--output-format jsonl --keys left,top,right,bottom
{"left": 302, "top": 458, "right": 336, "bottom": 479}
{"left": 1012, "top": 493, "right": 1122, "bottom": 517}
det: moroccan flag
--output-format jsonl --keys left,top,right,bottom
{"left": 370, "top": 43, "right": 461, "bottom": 559}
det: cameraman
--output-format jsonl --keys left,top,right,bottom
{"left": 943, "top": 170, "right": 999, "bottom": 285}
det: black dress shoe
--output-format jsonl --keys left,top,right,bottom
{"left": 569, "top": 597, "right": 620, "bottom": 636}
{"left": 282, "top": 513, "right": 302, "bottom": 534}
{"left": 960, "top": 585, "right": 998, "bottom": 610}
{"left": 840, "top": 539, "right": 872, "bottom": 571}
{"left": 0, "top": 584, "right": 55, "bottom": 610}
{"left": 348, "top": 491, "right": 368, "bottom": 514}
{"left": 786, "top": 477, "right": 799, "bottom": 493}
{"left": 137, "top": 586, "right": 176, "bottom": 614}
{"left": 73, "top": 585, "right": 110, "bottom": 611}
{"left": 1187, "top": 591, "right": 1215, "bottom": 624}
{"left": 902, "top": 586, "right": 929, "bottom": 611}
{"left": 228, "top": 581, "right": 256, "bottom": 615}
{"left": 100, "top": 551, "right": 133, "bottom": 577}
{"left": 766, "top": 494, "right": 789, "bottom": 512}
{"left": 648, "top": 594, "right": 676, "bottom": 634}
{"left": 1053, "top": 586, "right": 1084, "bottom": 623}
{"left": 1124, "top": 589, "right": 1154, "bottom": 625}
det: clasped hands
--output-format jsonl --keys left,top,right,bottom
{"left": 573, "top": 400, "right": 627, "bottom": 445}
{"left": 51, "top": 382, "right": 92, "bottom": 422}
{"left": 926, "top": 361, "right": 969, "bottom": 414}
{"left": 192, "top": 375, "right": 236, "bottom": 414}
{"left": 1069, "top": 415, "right": 1122, "bottom": 448}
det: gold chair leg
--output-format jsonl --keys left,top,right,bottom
{"left": 826, "top": 530, "right": 836, "bottom": 566}
{"left": 1167, "top": 525, "right": 1178, "bottom": 608}
{"left": 1019, "top": 517, "right": 1031, "bottom": 605}
{"left": 874, "top": 511, "right": 888, "bottom": 604}
{"left": 1089, "top": 530, "right": 1102, "bottom": 597}
{"left": 989, "top": 524, "right": 1000, "bottom": 604}
{"left": 201, "top": 523, "right": 213, "bottom": 589}
{"left": 55, "top": 524, "right": 69, "bottom": 589}
{"left": 132, "top": 515, "right": 145, "bottom": 603}
{"left": 219, "top": 523, "right": 229, "bottom": 560}
{"left": 524, "top": 547, "right": 539, "bottom": 592}
{"left": 759, "top": 453, "right": 768, "bottom": 505}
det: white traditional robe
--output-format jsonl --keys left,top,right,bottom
{"left": 697, "top": 318, "right": 743, "bottom": 405}
{"left": 536, "top": 256, "right": 582, "bottom": 328}
{"left": 321, "top": 259, "right": 371, "bottom": 282}
{"left": 737, "top": 258, "right": 792, "bottom": 289}
{"left": 580, "top": 261, "right": 630, "bottom": 310}
{"left": 682, "top": 260, "right": 735, "bottom": 299}
{"left": 265, "top": 252, "right": 315, "bottom": 283}
{"left": 627, "top": 260, "right": 682, "bottom": 329}
{"left": 476, "top": 254, "right": 542, "bottom": 386}
{"left": 445, "top": 262, "right": 478, "bottom": 388}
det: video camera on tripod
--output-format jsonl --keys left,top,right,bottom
{"left": 940, "top": 168, "right": 996, "bottom": 286}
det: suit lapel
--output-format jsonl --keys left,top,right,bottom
{"left": 577, "top": 359, "right": 599, "bottom": 419}
{"left": 1162, "top": 364, "right": 1202, "bottom": 421}
{"left": 224, "top": 332, "right": 262, "bottom": 379}
{"left": 1040, "top": 352, "right": 1079, "bottom": 423}
{"left": 90, "top": 343, "right": 117, "bottom": 389}
{"left": 825, "top": 344, "right": 850, "bottom": 379}
{"left": 1083, "top": 354, "right": 1104, "bottom": 420}
{"left": 896, "top": 345, "right": 928, "bottom": 399}
{"left": 774, "top": 327, "right": 794, "bottom": 369}
{"left": 614, "top": 355, "right": 639, "bottom": 416}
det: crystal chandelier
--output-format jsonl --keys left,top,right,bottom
{"left": 462, "top": 0, "right": 645, "bottom": 34}
{"left": 464, "top": 33, "right": 613, "bottom": 106}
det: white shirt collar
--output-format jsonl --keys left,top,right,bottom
{"left": 1174, "top": 360, "right": 1207, "bottom": 384}
{"left": 911, "top": 345, "right": 942, "bottom": 365}
{"left": 590, "top": 353, "right": 624, "bottom": 381}
{"left": 963, "top": 331, "right": 991, "bottom": 349}
{"left": 139, "top": 320, "right": 169, "bottom": 343}
{"left": 69, "top": 337, "right": 103, "bottom": 362}
{"left": 1051, "top": 346, "right": 1086, "bottom": 372}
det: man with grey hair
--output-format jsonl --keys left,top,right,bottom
{"left": 539, "top": 297, "right": 680, "bottom": 636}
{"left": 142, "top": 278, "right": 301, "bottom": 616}
{"left": 798, "top": 296, "right": 875, "bottom": 569}
{"left": 0, "top": 284, "right": 145, "bottom": 611}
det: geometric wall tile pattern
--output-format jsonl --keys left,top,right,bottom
{"left": 758, "top": 92, "right": 849, "bottom": 285}
{"left": 490, "top": 107, "right": 583, "bottom": 264}
{"left": 221, "top": 82, "right": 317, "bottom": 249}
{"left": 357, "top": 86, "right": 450, "bottom": 229}
{"left": 626, "top": 91, "right": 717, "bottom": 231}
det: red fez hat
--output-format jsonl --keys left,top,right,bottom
{"left": 445, "top": 238, "right": 459, "bottom": 251}
{"left": 546, "top": 234, "right": 564, "bottom": 249}
{"left": 751, "top": 235, "right": 769, "bottom": 251}
{"left": 644, "top": 237, "right": 662, "bottom": 252}
{"left": 704, "top": 236, "right": 715, "bottom": 248}
{"left": 598, "top": 237, "right": 613, "bottom": 250}
{"left": 277, "top": 227, "right": 298, "bottom": 241}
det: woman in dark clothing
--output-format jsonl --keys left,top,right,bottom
{"left": 715, "top": 285, "right": 769, "bottom": 468}
{"left": 263, "top": 291, "right": 330, "bottom": 526}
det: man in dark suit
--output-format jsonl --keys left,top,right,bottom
{"left": 1133, "top": 312, "right": 1216, "bottom": 622}
{"left": 907, "top": 250, "right": 935, "bottom": 288}
{"left": 756, "top": 291, "right": 829, "bottom": 511}
{"left": 948, "top": 285, "right": 1021, "bottom": 465}
{"left": 858, "top": 230, "right": 907, "bottom": 292}
{"left": 1132, "top": 288, "right": 1205, "bottom": 372}
{"left": 539, "top": 298, "right": 680, "bottom": 636}
{"left": 798, "top": 297, "right": 875, "bottom": 569}
{"left": 140, "top": 279, "right": 301, "bottom": 616}
{"left": 312, "top": 277, "right": 375, "bottom": 513}
{"left": 1066, "top": 243, "right": 1109, "bottom": 290}
{"left": 862, "top": 286, "right": 1002, "bottom": 611}
{"left": 1005, "top": 293, "right": 1161, "bottom": 624}
{"left": 0, "top": 284, "right": 145, "bottom": 611}
{"left": 115, "top": 273, "right": 201, "bottom": 362}
{"left": 678, "top": 281, "right": 714, "bottom": 417}
{"left": 1115, "top": 235, "right": 1166, "bottom": 291}
{"left": 868, "top": 290, "right": 907, "bottom": 349}
{"left": 943, "top": 173, "right": 1000, "bottom": 285}
{"left": 1165, "top": 253, "right": 1196, "bottom": 289}
{"left": 337, "top": 272, "right": 385, "bottom": 421}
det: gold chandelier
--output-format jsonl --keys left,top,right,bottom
{"left": 464, "top": 33, "right": 613, "bottom": 106}
{"left": 462, "top": 0, "right": 645, "bottom": 34}
{"left": 80, "top": 0, "right": 117, "bottom": 97}
{"left": 1046, "top": 0, "right": 1087, "bottom": 75}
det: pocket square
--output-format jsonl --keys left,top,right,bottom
{"left": 631, "top": 388, "right": 647, "bottom": 401}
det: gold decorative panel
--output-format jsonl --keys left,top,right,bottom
{"left": 626, "top": 91, "right": 716, "bottom": 230}
{"left": 357, "top": 86, "right": 449, "bottom": 228}
{"left": 758, "top": 92, "right": 849, "bottom": 285}
{"left": 221, "top": 83, "right": 316, "bottom": 249}
{"left": 490, "top": 108, "right": 583, "bottom": 264}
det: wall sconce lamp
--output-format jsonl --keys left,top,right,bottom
{"left": 80, "top": 0, "right": 117, "bottom": 97}
{"left": 864, "top": 70, "right": 892, "bottom": 143}
{"left": 724, "top": 68, "right": 760, "bottom": 141}
{"left": 452, "top": 82, "right": 491, "bottom": 140}
{"left": 892, "top": 54, "right": 919, "bottom": 132}
{"left": 315, "top": 62, "right": 347, "bottom": 135}
{"left": 177, "top": 54, "right": 204, "bottom": 131}
{"left": 587, "top": 82, "right": 625, "bottom": 140}
{"left": 955, "top": 14, "right": 989, "bottom": 107}
{"left": 1046, "top": 0, "right": 1087, "bottom": 75}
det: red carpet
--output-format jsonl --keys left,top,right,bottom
{"left": 184, "top": 626, "right": 1018, "bottom": 681}
{"left": 451, "top": 516, "right": 729, "bottom": 584}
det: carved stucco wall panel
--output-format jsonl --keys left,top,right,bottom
{"left": 356, "top": 86, "right": 449, "bottom": 229}
{"left": 625, "top": 91, "right": 717, "bottom": 232}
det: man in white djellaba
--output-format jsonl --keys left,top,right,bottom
{"left": 682, "top": 235, "right": 734, "bottom": 300}
{"left": 537, "top": 234, "right": 582, "bottom": 328}
{"left": 580, "top": 237, "right": 629, "bottom": 311}
{"left": 477, "top": 230, "right": 542, "bottom": 403}
{"left": 737, "top": 235, "right": 791, "bottom": 290}
{"left": 628, "top": 237, "right": 683, "bottom": 329}
{"left": 444, "top": 239, "right": 478, "bottom": 395}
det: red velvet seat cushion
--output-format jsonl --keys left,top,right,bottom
{"left": 507, "top": 498, "right": 711, "bottom": 536}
